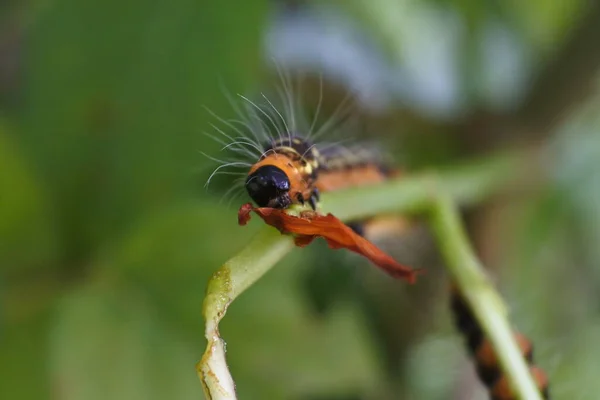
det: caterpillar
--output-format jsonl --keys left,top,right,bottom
{"left": 206, "top": 72, "right": 549, "bottom": 399}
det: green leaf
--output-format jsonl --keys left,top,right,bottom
{"left": 0, "top": 123, "right": 58, "bottom": 271}
{"left": 49, "top": 279, "right": 204, "bottom": 400}
{"left": 0, "top": 312, "right": 52, "bottom": 400}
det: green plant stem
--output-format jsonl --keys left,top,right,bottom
{"left": 429, "top": 196, "right": 543, "bottom": 400}
{"left": 197, "top": 228, "right": 294, "bottom": 399}
{"left": 320, "top": 150, "right": 521, "bottom": 220}
{"left": 198, "top": 150, "right": 541, "bottom": 400}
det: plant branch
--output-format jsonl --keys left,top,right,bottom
{"left": 197, "top": 228, "right": 294, "bottom": 399}
{"left": 429, "top": 195, "right": 543, "bottom": 400}
{"left": 197, "top": 149, "right": 541, "bottom": 400}
{"left": 320, "top": 150, "right": 522, "bottom": 220}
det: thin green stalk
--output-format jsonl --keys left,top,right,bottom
{"left": 197, "top": 228, "right": 294, "bottom": 399}
{"left": 429, "top": 195, "right": 543, "bottom": 400}
{"left": 198, "top": 150, "right": 540, "bottom": 400}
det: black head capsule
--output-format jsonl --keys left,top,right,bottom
{"left": 245, "top": 165, "right": 291, "bottom": 208}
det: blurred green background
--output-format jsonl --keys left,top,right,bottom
{"left": 2, "top": 0, "right": 600, "bottom": 399}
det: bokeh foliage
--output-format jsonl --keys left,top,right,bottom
{"left": 1, "top": 0, "right": 600, "bottom": 399}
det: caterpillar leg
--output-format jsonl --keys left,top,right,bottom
{"left": 308, "top": 189, "right": 319, "bottom": 210}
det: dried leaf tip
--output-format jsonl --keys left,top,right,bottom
{"left": 238, "top": 203, "right": 422, "bottom": 283}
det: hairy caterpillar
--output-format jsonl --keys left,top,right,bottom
{"left": 205, "top": 68, "right": 549, "bottom": 399}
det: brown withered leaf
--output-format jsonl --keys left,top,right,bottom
{"left": 238, "top": 203, "right": 421, "bottom": 283}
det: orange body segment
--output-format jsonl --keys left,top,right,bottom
{"left": 316, "top": 164, "right": 388, "bottom": 192}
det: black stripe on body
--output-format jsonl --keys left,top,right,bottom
{"left": 318, "top": 142, "right": 391, "bottom": 175}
